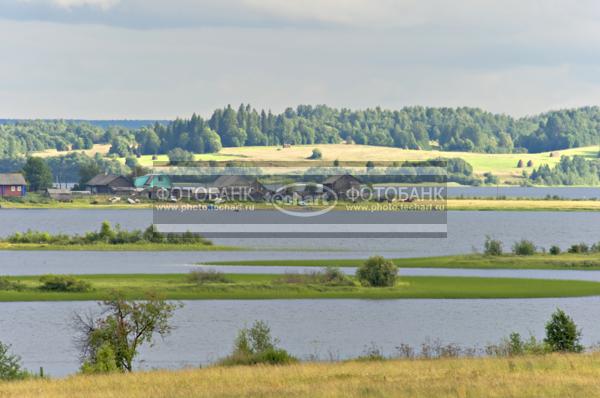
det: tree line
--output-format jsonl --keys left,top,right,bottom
{"left": 4, "top": 106, "right": 600, "bottom": 159}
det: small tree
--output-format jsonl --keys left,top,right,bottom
{"left": 333, "top": 159, "right": 340, "bottom": 167}
{"left": 0, "top": 342, "right": 29, "bottom": 380}
{"left": 484, "top": 236, "right": 503, "bottom": 256}
{"left": 308, "top": 148, "right": 322, "bottom": 160}
{"left": 356, "top": 256, "right": 398, "bottom": 287}
{"left": 167, "top": 148, "right": 194, "bottom": 164}
{"left": 549, "top": 245, "right": 561, "bottom": 255}
{"left": 22, "top": 157, "right": 53, "bottom": 192}
{"left": 527, "top": 160, "right": 534, "bottom": 167}
{"left": 75, "top": 293, "right": 179, "bottom": 372}
{"left": 544, "top": 308, "right": 583, "bottom": 353}
{"left": 483, "top": 172, "right": 499, "bottom": 185}
{"left": 512, "top": 239, "right": 536, "bottom": 256}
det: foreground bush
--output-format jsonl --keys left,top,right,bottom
{"left": 356, "top": 256, "right": 398, "bottom": 287}
{"left": 39, "top": 275, "right": 92, "bottom": 292}
{"left": 0, "top": 342, "right": 30, "bottom": 381}
{"left": 220, "top": 320, "right": 296, "bottom": 366}
{"left": 512, "top": 239, "right": 536, "bottom": 256}
{"left": 187, "top": 269, "right": 232, "bottom": 284}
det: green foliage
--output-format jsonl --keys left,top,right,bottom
{"left": 544, "top": 308, "right": 583, "bottom": 353}
{"left": 487, "top": 333, "right": 549, "bottom": 356}
{"left": 0, "top": 277, "right": 24, "bottom": 291}
{"left": 483, "top": 172, "right": 499, "bottom": 185}
{"left": 275, "top": 267, "right": 354, "bottom": 286}
{"left": 356, "top": 256, "right": 398, "bottom": 287}
{"left": 568, "top": 243, "right": 589, "bottom": 254}
{"left": 80, "top": 343, "right": 118, "bottom": 374}
{"left": 75, "top": 293, "right": 179, "bottom": 372}
{"left": 512, "top": 239, "right": 536, "bottom": 256}
{"left": 484, "top": 236, "right": 503, "bottom": 256}
{"left": 549, "top": 245, "right": 561, "bottom": 255}
{"left": 167, "top": 148, "right": 194, "bottom": 164}
{"left": 0, "top": 342, "right": 29, "bottom": 381}
{"left": 220, "top": 320, "right": 297, "bottom": 366}
{"left": 5, "top": 222, "right": 211, "bottom": 247}
{"left": 530, "top": 156, "right": 600, "bottom": 186}
{"left": 39, "top": 275, "right": 92, "bottom": 292}
{"left": 187, "top": 269, "right": 232, "bottom": 284}
{"left": 308, "top": 148, "right": 322, "bottom": 160}
{"left": 22, "top": 157, "right": 52, "bottom": 192}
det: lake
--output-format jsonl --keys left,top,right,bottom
{"left": 0, "top": 209, "right": 599, "bottom": 254}
{"left": 7, "top": 297, "right": 600, "bottom": 377}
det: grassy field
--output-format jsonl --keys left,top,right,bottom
{"left": 204, "top": 252, "right": 600, "bottom": 270}
{"left": 124, "top": 143, "right": 599, "bottom": 184}
{"left": 4, "top": 353, "right": 600, "bottom": 397}
{"left": 4, "top": 273, "right": 600, "bottom": 300}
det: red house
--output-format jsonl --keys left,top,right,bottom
{"left": 0, "top": 173, "right": 27, "bottom": 197}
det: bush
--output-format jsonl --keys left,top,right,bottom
{"left": 39, "top": 275, "right": 92, "bottom": 292}
{"left": 0, "top": 342, "right": 29, "bottom": 380}
{"left": 308, "top": 148, "right": 322, "bottom": 160}
{"left": 275, "top": 267, "right": 353, "bottom": 286}
{"left": 187, "top": 269, "right": 232, "bottom": 284}
{"left": 356, "top": 256, "right": 398, "bottom": 287}
{"left": 80, "top": 343, "right": 118, "bottom": 374}
{"left": 486, "top": 333, "right": 549, "bottom": 357}
{"left": 484, "top": 236, "right": 503, "bottom": 256}
{"left": 0, "top": 277, "right": 24, "bottom": 291}
{"left": 220, "top": 321, "right": 296, "bottom": 366}
{"left": 568, "top": 243, "right": 589, "bottom": 254}
{"left": 512, "top": 239, "right": 536, "bottom": 256}
{"left": 549, "top": 245, "right": 561, "bottom": 255}
{"left": 544, "top": 308, "right": 583, "bottom": 353}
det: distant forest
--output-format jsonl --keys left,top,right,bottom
{"left": 3, "top": 105, "right": 600, "bottom": 160}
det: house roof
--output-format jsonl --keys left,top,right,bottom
{"left": 86, "top": 174, "right": 126, "bottom": 186}
{"left": 0, "top": 173, "right": 26, "bottom": 185}
{"left": 322, "top": 174, "right": 361, "bottom": 184}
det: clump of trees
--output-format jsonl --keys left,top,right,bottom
{"left": 220, "top": 321, "right": 296, "bottom": 366}
{"left": 22, "top": 157, "right": 53, "bottom": 192}
{"left": 530, "top": 156, "right": 600, "bottom": 185}
{"left": 76, "top": 293, "right": 180, "bottom": 373}
{"left": 356, "top": 256, "right": 398, "bottom": 287}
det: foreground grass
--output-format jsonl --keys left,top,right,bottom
{"left": 5, "top": 353, "right": 600, "bottom": 397}
{"left": 206, "top": 252, "right": 600, "bottom": 270}
{"left": 447, "top": 198, "right": 600, "bottom": 211}
{"left": 3, "top": 274, "right": 600, "bottom": 301}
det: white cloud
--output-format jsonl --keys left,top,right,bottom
{"left": 52, "top": 0, "right": 120, "bottom": 10}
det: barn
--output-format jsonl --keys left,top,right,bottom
{"left": 85, "top": 174, "right": 134, "bottom": 194}
{"left": 0, "top": 173, "right": 27, "bottom": 197}
{"left": 322, "top": 174, "right": 362, "bottom": 199}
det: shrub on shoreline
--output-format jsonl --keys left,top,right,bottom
{"left": 356, "top": 256, "right": 398, "bottom": 287}
{"left": 275, "top": 267, "right": 354, "bottom": 286}
{"left": 187, "top": 269, "right": 232, "bottom": 285}
{"left": 483, "top": 236, "right": 503, "bottom": 256}
{"left": 512, "top": 239, "right": 536, "bottom": 256}
{"left": 39, "top": 275, "right": 92, "bottom": 292}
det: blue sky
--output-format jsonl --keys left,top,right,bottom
{"left": 1, "top": 0, "right": 600, "bottom": 118}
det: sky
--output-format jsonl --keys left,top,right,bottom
{"left": 1, "top": 0, "right": 600, "bottom": 119}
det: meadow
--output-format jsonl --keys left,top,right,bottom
{"left": 122, "top": 143, "right": 599, "bottom": 184}
{"left": 3, "top": 353, "right": 600, "bottom": 398}
{"left": 205, "top": 252, "right": 600, "bottom": 270}
{"left": 2, "top": 273, "right": 600, "bottom": 300}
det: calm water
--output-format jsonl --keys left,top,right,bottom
{"left": 448, "top": 186, "right": 600, "bottom": 199}
{"left": 6, "top": 297, "right": 600, "bottom": 377}
{"left": 0, "top": 209, "right": 599, "bottom": 254}
{"left": 1, "top": 207, "right": 600, "bottom": 376}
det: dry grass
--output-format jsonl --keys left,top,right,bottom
{"left": 447, "top": 199, "right": 600, "bottom": 211}
{"left": 30, "top": 144, "right": 111, "bottom": 158}
{"left": 3, "top": 354, "right": 600, "bottom": 397}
